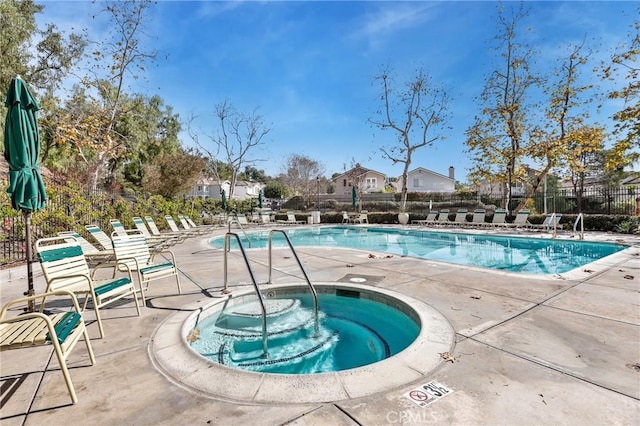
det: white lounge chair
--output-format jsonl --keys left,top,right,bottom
{"left": 412, "top": 211, "right": 438, "bottom": 225}
{"left": 111, "top": 230, "right": 182, "bottom": 304}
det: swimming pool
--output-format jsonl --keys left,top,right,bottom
{"left": 210, "top": 226, "right": 627, "bottom": 274}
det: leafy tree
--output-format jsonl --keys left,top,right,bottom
{"left": 517, "top": 42, "right": 599, "bottom": 212}
{"left": 465, "top": 3, "right": 538, "bottom": 212}
{"left": 81, "top": 0, "right": 158, "bottom": 190}
{"left": 370, "top": 66, "right": 449, "bottom": 212}
{"left": 191, "top": 100, "right": 270, "bottom": 198}
{"left": 141, "top": 149, "right": 205, "bottom": 199}
{"left": 603, "top": 13, "right": 639, "bottom": 170}
{"left": 263, "top": 181, "right": 289, "bottom": 200}
{"left": 238, "top": 165, "right": 268, "bottom": 183}
{"left": 118, "top": 95, "right": 182, "bottom": 191}
{"left": 0, "top": 0, "right": 86, "bottom": 148}
{"left": 563, "top": 126, "right": 605, "bottom": 213}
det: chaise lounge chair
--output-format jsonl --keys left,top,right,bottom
{"left": 277, "top": 212, "right": 306, "bottom": 225}
{"left": 466, "top": 209, "right": 487, "bottom": 227}
{"left": 446, "top": 209, "right": 468, "bottom": 227}
{"left": 435, "top": 209, "right": 451, "bottom": 226}
{"left": 85, "top": 224, "right": 115, "bottom": 251}
{"left": 526, "top": 213, "right": 563, "bottom": 231}
{"left": 58, "top": 231, "right": 115, "bottom": 262}
{"left": 111, "top": 230, "right": 182, "bottom": 305}
{"left": 503, "top": 210, "right": 530, "bottom": 228}
{"left": 412, "top": 211, "right": 438, "bottom": 225}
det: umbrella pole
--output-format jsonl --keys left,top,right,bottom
{"left": 24, "top": 211, "right": 35, "bottom": 312}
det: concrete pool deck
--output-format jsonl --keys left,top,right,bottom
{"left": 1, "top": 224, "right": 639, "bottom": 425}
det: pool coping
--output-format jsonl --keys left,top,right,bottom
{"left": 149, "top": 282, "right": 456, "bottom": 404}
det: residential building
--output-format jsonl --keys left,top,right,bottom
{"left": 393, "top": 167, "right": 455, "bottom": 193}
{"left": 187, "top": 177, "right": 262, "bottom": 201}
{"left": 332, "top": 164, "right": 387, "bottom": 196}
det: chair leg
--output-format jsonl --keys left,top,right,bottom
{"left": 93, "top": 301, "right": 106, "bottom": 339}
{"left": 175, "top": 272, "right": 182, "bottom": 295}
{"left": 52, "top": 341, "right": 78, "bottom": 404}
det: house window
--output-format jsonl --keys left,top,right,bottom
{"left": 197, "top": 185, "right": 202, "bottom": 191}
{"left": 413, "top": 178, "right": 424, "bottom": 188}
{"left": 343, "top": 179, "right": 347, "bottom": 187}
{"left": 366, "top": 178, "right": 377, "bottom": 189}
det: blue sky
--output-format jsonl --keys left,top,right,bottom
{"left": 36, "top": 1, "right": 637, "bottom": 182}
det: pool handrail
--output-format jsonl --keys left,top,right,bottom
{"left": 222, "top": 232, "right": 268, "bottom": 358}
{"left": 227, "top": 219, "right": 251, "bottom": 247}
{"left": 573, "top": 213, "right": 584, "bottom": 240}
{"left": 267, "top": 229, "right": 319, "bottom": 335}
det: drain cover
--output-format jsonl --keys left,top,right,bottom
{"left": 338, "top": 274, "right": 385, "bottom": 284}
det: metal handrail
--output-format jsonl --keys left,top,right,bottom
{"left": 573, "top": 213, "right": 584, "bottom": 240}
{"left": 267, "top": 229, "right": 319, "bottom": 335}
{"left": 222, "top": 232, "right": 268, "bottom": 358}
{"left": 227, "top": 219, "right": 251, "bottom": 247}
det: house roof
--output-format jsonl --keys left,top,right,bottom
{"left": 400, "top": 167, "right": 453, "bottom": 182}
{"left": 333, "top": 165, "right": 387, "bottom": 180}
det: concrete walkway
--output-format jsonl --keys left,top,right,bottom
{"left": 1, "top": 225, "right": 639, "bottom": 425}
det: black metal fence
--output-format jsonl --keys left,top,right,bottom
{"left": 2, "top": 186, "right": 638, "bottom": 267}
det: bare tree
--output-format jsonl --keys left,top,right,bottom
{"left": 280, "top": 154, "right": 325, "bottom": 207}
{"left": 192, "top": 101, "right": 270, "bottom": 198}
{"left": 370, "top": 66, "right": 449, "bottom": 211}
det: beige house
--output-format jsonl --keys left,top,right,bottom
{"left": 393, "top": 167, "right": 455, "bottom": 193}
{"left": 332, "top": 164, "right": 387, "bottom": 196}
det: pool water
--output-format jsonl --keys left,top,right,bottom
{"left": 189, "top": 293, "right": 420, "bottom": 374}
{"left": 210, "top": 226, "right": 627, "bottom": 274}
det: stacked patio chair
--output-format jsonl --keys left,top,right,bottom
{"left": 58, "top": 231, "right": 115, "bottom": 263}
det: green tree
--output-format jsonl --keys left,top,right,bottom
{"left": 603, "top": 13, "right": 639, "bottom": 170}
{"left": 263, "top": 181, "right": 289, "bottom": 200}
{"left": 142, "top": 150, "right": 205, "bottom": 199}
{"left": 0, "top": 0, "right": 86, "bottom": 149}
{"left": 465, "top": 3, "right": 538, "bottom": 212}
{"left": 517, "top": 42, "right": 598, "bottom": 212}
{"left": 238, "top": 165, "right": 268, "bottom": 183}
{"left": 82, "top": 0, "right": 158, "bottom": 190}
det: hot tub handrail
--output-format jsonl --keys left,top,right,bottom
{"left": 267, "top": 229, "right": 319, "bottom": 335}
{"left": 223, "top": 232, "right": 268, "bottom": 358}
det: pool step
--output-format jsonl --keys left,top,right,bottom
{"left": 215, "top": 298, "right": 301, "bottom": 329}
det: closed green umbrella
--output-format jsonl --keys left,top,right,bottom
{"left": 258, "top": 190, "right": 263, "bottom": 209}
{"left": 4, "top": 76, "right": 47, "bottom": 310}
{"left": 351, "top": 186, "right": 358, "bottom": 211}
{"left": 221, "top": 188, "right": 227, "bottom": 210}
